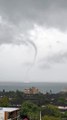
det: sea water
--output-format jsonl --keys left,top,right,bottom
{"left": 0, "top": 82, "right": 67, "bottom": 93}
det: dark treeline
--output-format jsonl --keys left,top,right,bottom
{"left": 0, "top": 89, "right": 67, "bottom": 107}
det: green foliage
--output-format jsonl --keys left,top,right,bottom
{"left": 42, "top": 115, "right": 61, "bottom": 120}
{"left": 41, "top": 104, "right": 61, "bottom": 117}
{"left": 61, "top": 111, "right": 67, "bottom": 118}
{"left": 58, "top": 97, "right": 66, "bottom": 103}
{"left": 20, "top": 101, "right": 40, "bottom": 120}
{"left": 0, "top": 96, "right": 9, "bottom": 107}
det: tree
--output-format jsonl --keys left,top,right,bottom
{"left": 42, "top": 115, "right": 61, "bottom": 120}
{"left": 20, "top": 101, "right": 40, "bottom": 120}
{"left": 41, "top": 104, "right": 61, "bottom": 117}
{"left": 0, "top": 96, "right": 9, "bottom": 107}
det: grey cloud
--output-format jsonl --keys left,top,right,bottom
{"left": 0, "top": 18, "right": 37, "bottom": 68}
{"left": 0, "top": 0, "right": 67, "bottom": 46}
{"left": 47, "top": 52, "right": 67, "bottom": 63}
{"left": 0, "top": 16, "right": 20, "bottom": 44}
{"left": 0, "top": 0, "right": 67, "bottom": 30}
{"left": 39, "top": 51, "right": 67, "bottom": 69}
{"left": 0, "top": 22, "right": 15, "bottom": 44}
{"left": 56, "top": 41, "right": 61, "bottom": 44}
{"left": 0, "top": 16, "right": 32, "bottom": 44}
{"left": 22, "top": 62, "right": 34, "bottom": 70}
{"left": 39, "top": 63, "right": 50, "bottom": 70}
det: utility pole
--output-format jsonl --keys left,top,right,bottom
{"left": 40, "top": 111, "right": 41, "bottom": 120}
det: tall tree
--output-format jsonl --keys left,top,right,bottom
{"left": 20, "top": 101, "right": 40, "bottom": 120}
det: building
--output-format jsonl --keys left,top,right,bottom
{"left": 24, "top": 88, "right": 31, "bottom": 94}
{"left": 61, "top": 88, "right": 67, "bottom": 93}
{"left": 30, "top": 87, "right": 39, "bottom": 94}
{"left": 24, "top": 87, "right": 39, "bottom": 94}
{"left": 58, "top": 106, "right": 67, "bottom": 112}
{"left": 0, "top": 107, "right": 20, "bottom": 120}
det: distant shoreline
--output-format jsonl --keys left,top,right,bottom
{"left": 0, "top": 82, "right": 67, "bottom": 93}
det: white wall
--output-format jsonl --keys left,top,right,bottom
{"left": 0, "top": 111, "right": 4, "bottom": 120}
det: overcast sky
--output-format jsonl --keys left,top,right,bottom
{"left": 0, "top": 0, "right": 67, "bottom": 82}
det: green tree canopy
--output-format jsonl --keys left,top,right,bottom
{"left": 20, "top": 101, "right": 40, "bottom": 120}
{"left": 42, "top": 115, "right": 61, "bottom": 120}
{"left": 41, "top": 104, "right": 61, "bottom": 117}
{"left": 0, "top": 96, "right": 9, "bottom": 107}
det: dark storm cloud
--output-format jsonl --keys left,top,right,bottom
{"left": 0, "top": 16, "right": 37, "bottom": 63}
{"left": 0, "top": 21, "right": 13, "bottom": 44}
{"left": 0, "top": 0, "right": 67, "bottom": 45}
{"left": 0, "top": 0, "right": 67, "bottom": 30}
{"left": 39, "top": 51, "right": 67, "bottom": 69}
{"left": 0, "top": 0, "right": 67, "bottom": 66}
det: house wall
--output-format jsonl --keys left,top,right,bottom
{"left": 0, "top": 108, "right": 20, "bottom": 120}
{"left": 0, "top": 111, "right": 4, "bottom": 120}
{"left": 4, "top": 112, "right": 8, "bottom": 120}
{"left": 5, "top": 110, "right": 20, "bottom": 120}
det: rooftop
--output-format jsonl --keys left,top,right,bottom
{"left": 0, "top": 107, "right": 19, "bottom": 112}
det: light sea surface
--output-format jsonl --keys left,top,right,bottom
{"left": 0, "top": 82, "right": 67, "bottom": 93}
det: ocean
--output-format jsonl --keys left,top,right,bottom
{"left": 0, "top": 82, "right": 67, "bottom": 93}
